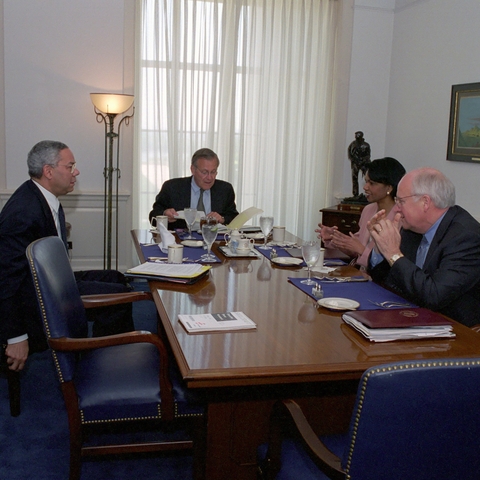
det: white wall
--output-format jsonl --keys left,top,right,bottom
{"left": 385, "top": 0, "right": 480, "bottom": 218}
{"left": 1, "top": 0, "right": 135, "bottom": 270}
{"left": 336, "top": 0, "right": 395, "bottom": 200}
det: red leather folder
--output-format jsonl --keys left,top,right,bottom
{"left": 344, "top": 308, "right": 453, "bottom": 329}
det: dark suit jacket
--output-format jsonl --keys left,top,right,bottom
{"left": 369, "top": 206, "right": 480, "bottom": 327}
{"left": 0, "top": 180, "right": 59, "bottom": 350}
{"left": 0, "top": 180, "right": 134, "bottom": 350}
{"left": 149, "top": 176, "right": 238, "bottom": 229}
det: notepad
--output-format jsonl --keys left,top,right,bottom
{"left": 126, "top": 262, "right": 211, "bottom": 283}
{"left": 178, "top": 312, "right": 257, "bottom": 334}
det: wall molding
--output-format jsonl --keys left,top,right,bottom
{"left": 0, "top": 190, "right": 133, "bottom": 272}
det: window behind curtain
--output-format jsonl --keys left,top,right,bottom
{"left": 135, "top": 0, "right": 339, "bottom": 240}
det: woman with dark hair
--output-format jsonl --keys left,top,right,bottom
{"left": 316, "top": 157, "right": 406, "bottom": 267}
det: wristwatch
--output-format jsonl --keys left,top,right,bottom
{"left": 388, "top": 253, "right": 404, "bottom": 266}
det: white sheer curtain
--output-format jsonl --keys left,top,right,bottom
{"left": 135, "top": 0, "right": 340, "bottom": 240}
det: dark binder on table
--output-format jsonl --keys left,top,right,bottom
{"left": 345, "top": 308, "right": 453, "bottom": 329}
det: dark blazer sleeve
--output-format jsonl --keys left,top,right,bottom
{"left": 0, "top": 180, "right": 57, "bottom": 345}
{"left": 149, "top": 176, "right": 238, "bottom": 226}
{"left": 149, "top": 177, "right": 192, "bottom": 228}
{"left": 210, "top": 180, "right": 238, "bottom": 225}
{"left": 149, "top": 177, "right": 192, "bottom": 220}
{"left": 369, "top": 206, "right": 480, "bottom": 327}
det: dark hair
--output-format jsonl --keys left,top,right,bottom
{"left": 367, "top": 157, "right": 406, "bottom": 198}
{"left": 191, "top": 148, "right": 219, "bottom": 167}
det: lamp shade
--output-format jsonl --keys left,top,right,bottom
{"left": 90, "top": 93, "right": 134, "bottom": 114}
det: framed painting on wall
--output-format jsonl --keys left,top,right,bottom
{"left": 447, "top": 82, "right": 480, "bottom": 163}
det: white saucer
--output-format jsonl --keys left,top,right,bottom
{"left": 317, "top": 297, "right": 360, "bottom": 311}
{"left": 181, "top": 240, "right": 204, "bottom": 247}
{"left": 271, "top": 257, "right": 303, "bottom": 266}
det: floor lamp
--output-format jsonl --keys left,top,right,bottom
{"left": 90, "top": 93, "right": 134, "bottom": 270}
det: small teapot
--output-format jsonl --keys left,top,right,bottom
{"left": 225, "top": 228, "right": 242, "bottom": 252}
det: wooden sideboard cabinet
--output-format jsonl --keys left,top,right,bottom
{"left": 320, "top": 205, "right": 365, "bottom": 235}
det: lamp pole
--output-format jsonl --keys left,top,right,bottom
{"left": 91, "top": 93, "right": 134, "bottom": 270}
{"left": 104, "top": 113, "right": 117, "bottom": 270}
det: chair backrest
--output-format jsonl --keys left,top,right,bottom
{"left": 26, "top": 236, "right": 88, "bottom": 382}
{"left": 344, "top": 358, "right": 480, "bottom": 480}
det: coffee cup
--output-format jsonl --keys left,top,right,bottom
{"left": 236, "top": 237, "right": 255, "bottom": 251}
{"left": 152, "top": 215, "right": 168, "bottom": 231}
{"left": 167, "top": 244, "right": 184, "bottom": 263}
{"left": 272, "top": 226, "right": 286, "bottom": 242}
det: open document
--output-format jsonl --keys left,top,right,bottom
{"left": 227, "top": 207, "right": 264, "bottom": 230}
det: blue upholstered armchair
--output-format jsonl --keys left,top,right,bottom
{"left": 258, "top": 358, "right": 480, "bottom": 480}
{"left": 26, "top": 236, "right": 205, "bottom": 480}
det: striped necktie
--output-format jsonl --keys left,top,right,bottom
{"left": 415, "top": 235, "right": 429, "bottom": 268}
{"left": 197, "top": 189, "right": 205, "bottom": 212}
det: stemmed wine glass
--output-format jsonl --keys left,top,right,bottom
{"left": 259, "top": 216, "right": 274, "bottom": 250}
{"left": 201, "top": 217, "right": 218, "bottom": 262}
{"left": 184, "top": 208, "right": 197, "bottom": 239}
{"left": 301, "top": 241, "right": 321, "bottom": 285}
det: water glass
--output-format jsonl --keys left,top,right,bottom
{"left": 259, "top": 216, "right": 274, "bottom": 250}
{"left": 201, "top": 217, "right": 218, "bottom": 262}
{"left": 184, "top": 208, "right": 197, "bottom": 239}
{"left": 301, "top": 241, "right": 321, "bottom": 285}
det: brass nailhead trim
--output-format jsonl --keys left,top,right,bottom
{"left": 344, "top": 359, "right": 480, "bottom": 477}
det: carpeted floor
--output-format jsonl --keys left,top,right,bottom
{"left": 0, "top": 280, "right": 193, "bottom": 479}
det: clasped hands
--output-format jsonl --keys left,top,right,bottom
{"left": 367, "top": 209, "right": 403, "bottom": 260}
{"left": 315, "top": 224, "right": 364, "bottom": 257}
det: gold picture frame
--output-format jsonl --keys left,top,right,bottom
{"left": 447, "top": 82, "right": 480, "bottom": 163}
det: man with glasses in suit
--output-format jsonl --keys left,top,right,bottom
{"left": 366, "top": 167, "right": 480, "bottom": 327}
{"left": 149, "top": 148, "right": 238, "bottom": 230}
{"left": 0, "top": 140, "right": 134, "bottom": 372}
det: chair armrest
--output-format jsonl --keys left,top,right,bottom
{"left": 263, "top": 399, "right": 345, "bottom": 480}
{"left": 48, "top": 330, "right": 163, "bottom": 352}
{"left": 82, "top": 291, "right": 153, "bottom": 308}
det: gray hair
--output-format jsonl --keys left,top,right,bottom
{"left": 27, "top": 140, "right": 69, "bottom": 179}
{"left": 411, "top": 168, "right": 455, "bottom": 208}
{"left": 191, "top": 148, "right": 220, "bottom": 167}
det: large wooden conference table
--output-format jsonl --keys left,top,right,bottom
{"left": 132, "top": 229, "right": 480, "bottom": 479}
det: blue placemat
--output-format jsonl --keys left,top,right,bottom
{"left": 323, "top": 258, "right": 348, "bottom": 267}
{"left": 255, "top": 245, "right": 347, "bottom": 268}
{"left": 255, "top": 245, "right": 307, "bottom": 266}
{"left": 288, "top": 277, "right": 417, "bottom": 310}
{"left": 176, "top": 229, "right": 228, "bottom": 241}
{"left": 139, "top": 242, "right": 221, "bottom": 263}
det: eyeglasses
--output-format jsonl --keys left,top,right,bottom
{"left": 394, "top": 194, "right": 421, "bottom": 206}
{"left": 194, "top": 166, "right": 217, "bottom": 177}
{"left": 50, "top": 162, "right": 77, "bottom": 174}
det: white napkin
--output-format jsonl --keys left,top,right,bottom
{"left": 157, "top": 222, "right": 176, "bottom": 253}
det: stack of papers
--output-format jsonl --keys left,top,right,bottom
{"left": 178, "top": 311, "right": 257, "bottom": 334}
{"left": 342, "top": 308, "right": 455, "bottom": 342}
{"left": 126, "top": 262, "right": 211, "bottom": 284}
